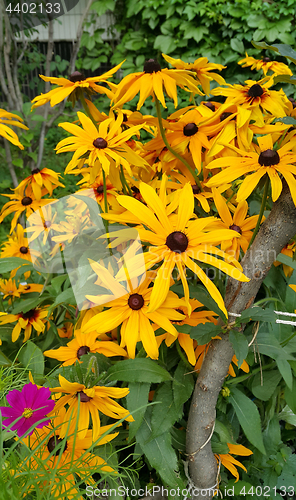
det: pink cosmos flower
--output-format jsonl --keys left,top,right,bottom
{"left": 0, "top": 382, "right": 55, "bottom": 437}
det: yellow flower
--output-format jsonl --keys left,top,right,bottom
{"left": 1, "top": 224, "right": 39, "bottom": 263}
{"left": 0, "top": 307, "right": 48, "bottom": 342}
{"left": 83, "top": 267, "right": 185, "bottom": 359}
{"left": 0, "top": 109, "right": 28, "bottom": 149}
{"left": 163, "top": 54, "right": 226, "bottom": 95}
{"left": 0, "top": 278, "right": 21, "bottom": 301}
{"left": 31, "top": 62, "right": 123, "bottom": 109}
{"left": 206, "top": 134, "right": 296, "bottom": 206}
{"left": 16, "top": 167, "right": 64, "bottom": 200}
{"left": 112, "top": 56, "right": 202, "bottom": 110}
{"left": 238, "top": 53, "right": 292, "bottom": 76}
{"left": 274, "top": 241, "right": 296, "bottom": 277}
{"left": 105, "top": 180, "right": 249, "bottom": 317}
{"left": 50, "top": 375, "right": 133, "bottom": 441}
{"left": 44, "top": 329, "right": 126, "bottom": 366}
{"left": 56, "top": 112, "right": 147, "bottom": 176}
{"left": 217, "top": 443, "right": 253, "bottom": 482}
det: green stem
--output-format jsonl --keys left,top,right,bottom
{"left": 102, "top": 169, "right": 108, "bottom": 214}
{"left": 120, "top": 165, "right": 133, "bottom": 196}
{"left": 154, "top": 95, "right": 201, "bottom": 187}
{"left": 248, "top": 177, "right": 270, "bottom": 249}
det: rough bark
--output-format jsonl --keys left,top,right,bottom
{"left": 186, "top": 183, "right": 296, "bottom": 499}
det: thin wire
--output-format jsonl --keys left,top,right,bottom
{"left": 228, "top": 309, "right": 296, "bottom": 325}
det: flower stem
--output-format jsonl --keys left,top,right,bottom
{"left": 154, "top": 95, "right": 201, "bottom": 187}
{"left": 120, "top": 166, "right": 133, "bottom": 196}
{"left": 248, "top": 177, "right": 270, "bottom": 248}
{"left": 102, "top": 169, "right": 108, "bottom": 214}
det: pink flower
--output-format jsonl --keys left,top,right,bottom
{"left": 0, "top": 382, "right": 55, "bottom": 437}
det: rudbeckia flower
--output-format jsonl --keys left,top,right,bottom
{"left": 83, "top": 267, "right": 185, "bottom": 359}
{"left": 112, "top": 57, "right": 202, "bottom": 110}
{"left": 44, "top": 329, "right": 126, "bottom": 366}
{"left": 0, "top": 278, "right": 21, "bottom": 301}
{"left": 105, "top": 181, "right": 249, "bottom": 317}
{"left": 1, "top": 224, "right": 39, "bottom": 265}
{"left": 31, "top": 62, "right": 123, "bottom": 109}
{"left": 50, "top": 375, "right": 132, "bottom": 441}
{"left": 0, "top": 382, "right": 55, "bottom": 437}
{"left": 211, "top": 77, "right": 287, "bottom": 120}
{"left": 16, "top": 167, "right": 64, "bottom": 200}
{"left": 56, "top": 112, "right": 147, "bottom": 176}
{"left": 206, "top": 133, "right": 296, "bottom": 206}
{"left": 0, "top": 307, "right": 48, "bottom": 342}
{"left": 274, "top": 241, "right": 296, "bottom": 277}
{"left": 216, "top": 443, "right": 253, "bottom": 482}
{"left": 0, "top": 109, "right": 28, "bottom": 149}
{"left": 162, "top": 54, "right": 226, "bottom": 95}
{"left": 20, "top": 407, "right": 116, "bottom": 499}
{"left": 238, "top": 53, "right": 292, "bottom": 76}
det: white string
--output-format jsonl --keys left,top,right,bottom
{"left": 228, "top": 309, "right": 296, "bottom": 325}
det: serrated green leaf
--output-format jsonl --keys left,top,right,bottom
{"left": 136, "top": 408, "right": 185, "bottom": 489}
{"left": 126, "top": 382, "right": 150, "bottom": 441}
{"left": 0, "top": 257, "right": 33, "bottom": 274}
{"left": 107, "top": 359, "right": 172, "bottom": 383}
{"left": 229, "top": 330, "right": 249, "bottom": 368}
{"left": 239, "top": 307, "right": 275, "bottom": 323}
{"left": 229, "top": 387, "right": 266, "bottom": 454}
{"left": 18, "top": 340, "right": 44, "bottom": 375}
{"left": 230, "top": 38, "right": 244, "bottom": 53}
{"left": 190, "top": 323, "right": 222, "bottom": 345}
{"left": 150, "top": 382, "right": 182, "bottom": 440}
{"left": 252, "top": 370, "right": 282, "bottom": 401}
{"left": 154, "top": 35, "right": 175, "bottom": 55}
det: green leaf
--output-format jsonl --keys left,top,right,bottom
{"left": 136, "top": 408, "right": 185, "bottom": 489}
{"left": 239, "top": 307, "right": 275, "bottom": 323}
{"left": 0, "top": 257, "right": 33, "bottom": 274}
{"left": 285, "top": 376, "right": 296, "bottom": 413}
{"left": 12, "top": 297, "right": 45, "bottom": 315}
{"left": 252, "top": 370, "right": 282, "bottom": 401}
{"left": 214, "top": 420, "right": 234, "bottom": 444}
{"left": 173, "top": 361, "right": 194, "bottom": 408}
{"left": 150, "top": 382, "right": 182, "bottom": 440}
{"left": 251, "top": 41, "right": 296, "bottom": 64}
{"left": 12, "top": 158, "right": 23, "bottom": 168}
{"left": 229, "top": 330, "right": 249, "bottom": 368}
{"left": 190, "top": 323, "right": 222, "bottom": 345}
{"left": 0, "top": 350, "right": 12, "bottom": 367}
{"left": 50, "top": 288, "right": 76, "bottom": 309}
{"left": 276, "top": 253, "right": 296, "bottom": 269}
{"left": 18, "top": 340, "right": 44, "bottom": 375}
{"left": 107, "top": 359, "right": 172, "bottom": 383}
{"left": 188, "top": 284, "right": 227, "bottom": 321}
{"left": 230, "top": 38, "right": 244, "bottom": 53}
{"left": 126, "top": 382, "right": 150, "bottom": 441}
{"left": 229, "top": 387, "right": 266, "bottom": 454}
{"left": 170, "top": 427, "right": 186, "bottom": 452}
{"left": 31, "top": 114, "right": 46, "bottom": 122}
{"left": 273, "top": 76, "right": 296, "bottom": 86}
{"left": 154, "top": 35, "right": 175, "bottom": 55}
{"left": 276, "top": 358, "right": 293, "bottom": 390}
{"left": 278, "top": 405, "right": 296, "bottom": 426}
{"left": 256, "top": 329, "right": 295, "bottom": 361}
{"left": 50, "top": 274, "right": 68, "bottom": 294}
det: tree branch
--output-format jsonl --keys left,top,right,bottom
{"left": 186, "top": 182, "right": 296, "bottom": 499}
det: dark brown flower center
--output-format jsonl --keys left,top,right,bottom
{"left": 174, "top": 308, "right": 186, "bottom": 323}
{"left": 143, "top": 59, "right": 161, "bottom": 73}
{"left": 166, "top": 231, "right": 188, "bottom": 253}
{"left": 183, "top": 123, "right": 198, "bottom": 137}
{"left": 69, "top": 71, "right": 85, "bottom": 83}
{"left": 77, "top": 390, "right": 92, "bottom": 402}
{"left": 93, "top": 137, "right": 108, "bottom": 149}
{"left": 248, "top": 84, "right": 264, "bottom": 98}
{"left": 220, "top": 112, "right": 233, "bottom": 122}
{"left": 21, "top": 309, "right": 35, "bottom": 320}
{"left": 20, "top": 246, "right": 29, "bottom": 254}
{"left": 263, "top": 57, "right": 271, "bottom": 62}
{"left": 47, "top": 435, "right": 67, "bottom": 455}
{"left": 31, "top": 168, "right": 40, "bottom": 175}
{"left": 44, "top": 220, "right": 51, "bottom": 228}
{"left": 128, "top": 293, "right": 144, "bottom": 310}
{"left": 77, "top": 345, "right": 90, "bottom": 359}
{"left": 229, "top": 224, "right": 242, "bottom": 235}
{"left": 203, "top": 102, "right": 215, "bottom": 112}
{"left": 96, "top": 185, "right": 104, "bottom": 194}
{"left": 258, "top": 149, "right": 280, "bottom": 166}
{"left": 192, "top": 184, "right": 200, "bottom": 195}
{"left": 131, "top": 186, "right": 140, "bottom": 194}
{"left": 21, "top": 196, "right": 33, "bottom": 206}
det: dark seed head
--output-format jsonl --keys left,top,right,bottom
{"left": 131, "top": 186, "right": 140, "bottom": 194}
{"left": 69, "top": 71, "right": 85, "bottom": 83}
{"left": 21, "top": 309, "right": 35, "bottom": 320}
{"left": 229, "top": 224, "right": 242, "bottom": 235}
{"left": 289, "top": 97, "right": 296, "bottom": 109}
{"left": 220, "top": 112, "right": 233, "bottom": 122}
{"left": 192, "top": 184, "right": 200, "bottom": 195}
{"left": 166, "top": 231, "right": 188, "bottom": 253}
{"left": 143, "top": 59, "right": 161, "bottom": 73}
{"left": 258, "top": 149, "right": 280, "bottom": 166}
{"left": 44, "top": 220, "right": 51, "bottom": 228}
{"left": 263, "top": 57, "right": 271, "bottom": 62}
{"left": 20, "top": 246, "right": 29, "bottom": 254}
{"left": 123, "top": 113, "right": 128, "bottom": 122}
{"left": 96, "top": 185, "right": 104, "bottom": 194}
{"left": 77, "top": 345, "right": 90, "bottom": 359}
{"left": 183, "top": 123, "right": 198, "bottom": 137}
{"left": 21, "top": 196, "right": 33, "bottom": 206}
{"left": 31, "top": 168, "right": 40, "bottom": 175}
{"left": 77, "top": 390, "right": 92, "bottom": 402}
{"left": 47, "top": 435, "right": 67, "bottom": 455}
{"left": 93, "top": 137, "right": 108, "bottom": 149}
{"left": 248, "top": 84, "right": 264, "bottom": 98}
{"left": 128, "top": 293, "right": 144, "bottom": 310}
{"left": 203, "top": 102, "right": 215, "bottom": 112}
